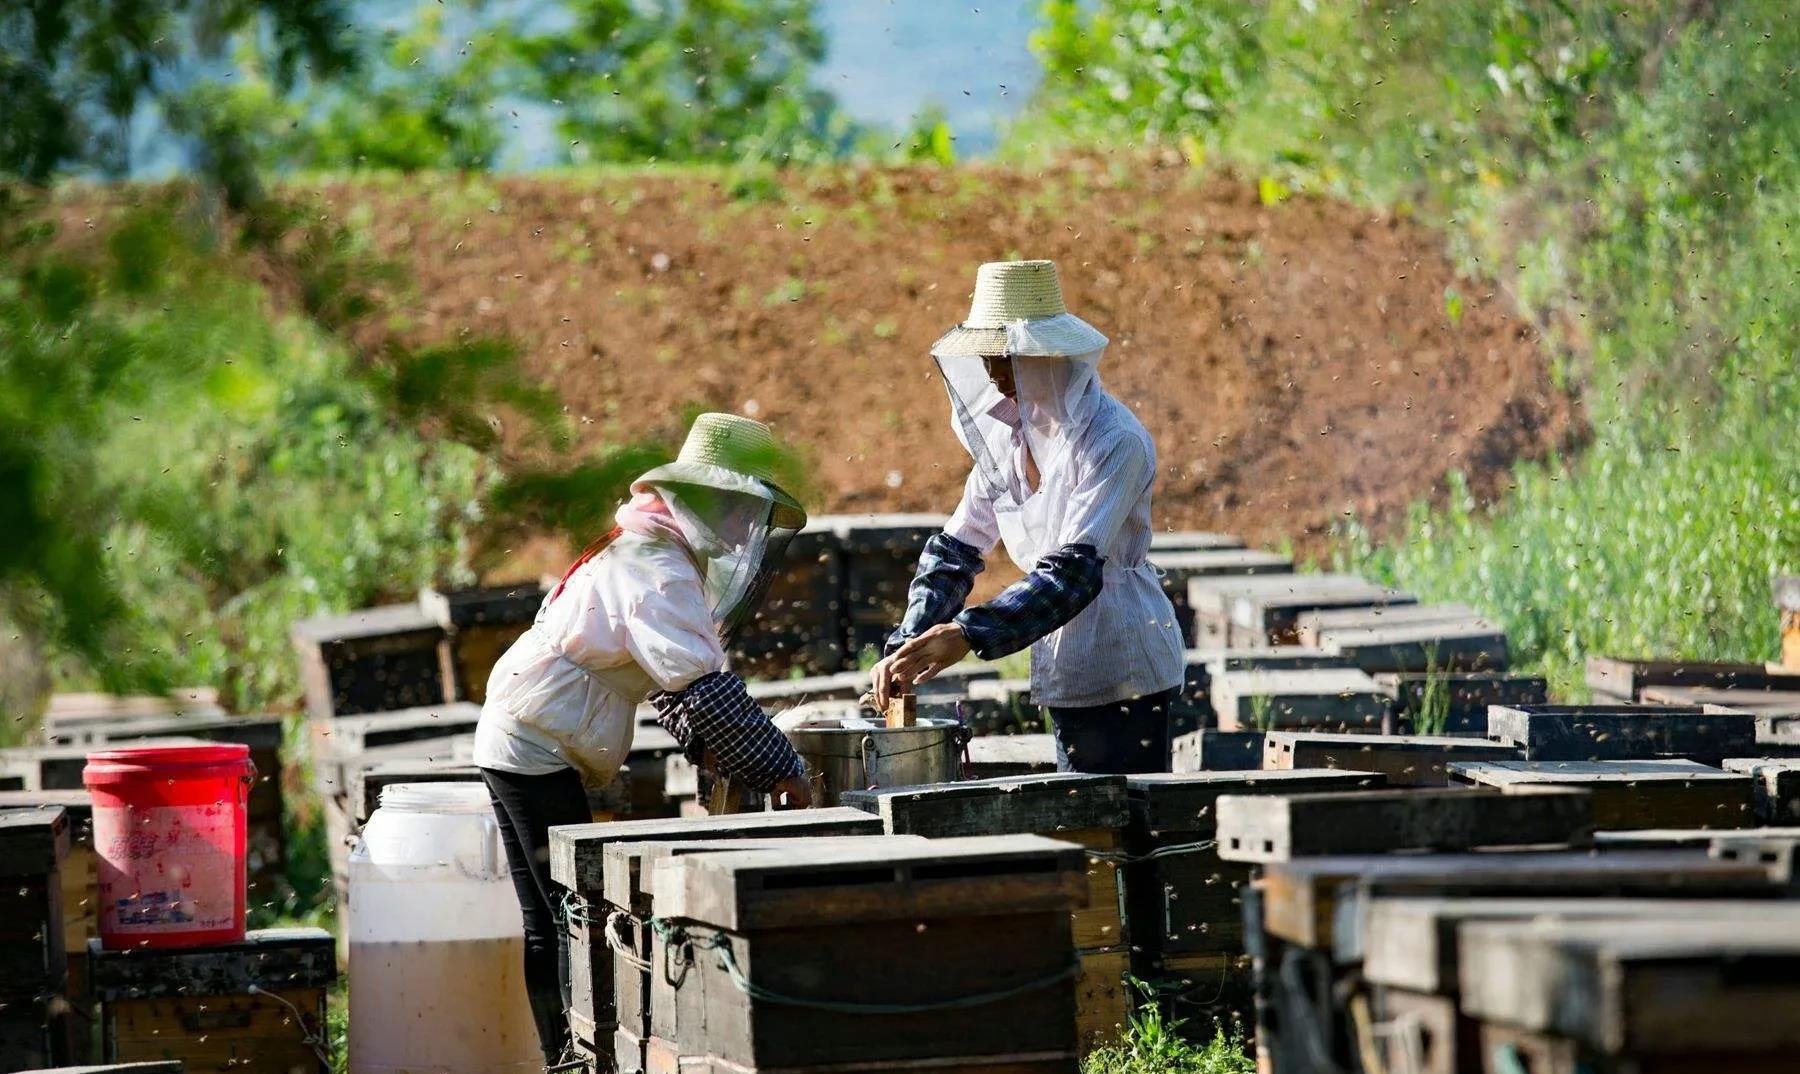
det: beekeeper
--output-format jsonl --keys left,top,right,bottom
{"left": 474, "top": 413, "right": 812, "bottom": 1065}
{"left": 871, "top": 260, "right": 1185, "bottom": 774}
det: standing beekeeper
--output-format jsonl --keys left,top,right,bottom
{"left": 871, "top": 260, "right": 1185, "bottom": 773}
{"left": 475, "top": 413, "right": 813, "bottom": 1066}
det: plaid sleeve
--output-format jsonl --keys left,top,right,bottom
{"left": 648, "top": 671, "right": 804, "bottom": 792}
{"left": 953, "top": 543, "right": 1104, "bottom": 660}
{"left": 884, "top": 532, "right": 986, "bottom": 657}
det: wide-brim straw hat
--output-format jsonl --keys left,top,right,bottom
{"left": 931, "top": 259, "right": 1108, "bottom": 359}
{"left": 634, "top": 413, "right": 806, "bottom": 524}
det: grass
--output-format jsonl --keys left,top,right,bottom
{"left": 1083, "top": 982, "right": 1254, "bottom": 1074}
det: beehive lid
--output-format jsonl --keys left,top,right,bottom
{"left": 653, "top": 833, "right": 1087, "bottom": 930}
{"left": 839, "top": 773, "right": 1128, "bottom": 837}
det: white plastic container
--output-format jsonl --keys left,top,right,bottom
{"left": 348, "top": 782, "right": 540, "bottom": 1074}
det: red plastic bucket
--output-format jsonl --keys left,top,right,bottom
{"left": 84, "top": 743, "right": 255, "bottom": 949}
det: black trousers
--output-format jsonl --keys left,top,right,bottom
{"left": 1046, "top": 688, "right": 1178, "bottom": 774}
{"left": 482, "top": 766, "right": 592, "bottom": 1063}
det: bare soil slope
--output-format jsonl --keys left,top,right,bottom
{"left": 326, "top": 157, "right": 1573, "bottom": 564}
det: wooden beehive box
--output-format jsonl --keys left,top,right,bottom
{"left": 1187, "top": 573, "right": 1416, "bottom": 648}
{"left": 0, "top": 793, "right": 98, "bottom": 1062}
{"left": 1315, "top": 617, "right": 1510, "bottom": 675}
{"left": 1171, "top": 729, "right": 1266, "bottom": 772}
{"left": 1722, "top": 758, "right": 1800, "bottom": 823}
{"left": 1450, "top": 759, "right": 1757, "bottom": 830}
{"left": 1263, "top": 731, "right": 1521, "bottom": 786}
{"left": 1122, "top": 771, "right": 1384, "bottom": 1043}
{"left": 548, "top": 810, "right": 884, "bottom": 1058}
{"left": 1584, "top": 657, "right": 1800, "bottom": 703}
{"left": 807, "top": 514, "right": 944, "bottom": 665}
{"left": 307, "top": 703, "right": 481, "bottom": 800}
{"left": 1457, "top": 913, "right": 1800, "bottom": 1062}
{"left": 1294, "top": 602, "right": 1483, "bottom": 648}
{"left": 419, "top": 583, "right": 544, "bottom": 704}
{"left": 959, "top": 678, "right": 1039, "bottom": 736}
{"left": 1210, "top": 667, "right": 1392, "bottom": 732}
{"left": 1216, "top": 786, "right": 1594, "bottom": 864}
{"left": 1147, "top": 548, "right": 1291, "bottom": 645}
{"left": 1485, "top": 703, "right": 1757, "bottom": 766}
{"left": 0, "top": 807, "right": 73, "bottom": 1070}
{"left": 1373, "top": 671, "right": 1549, "bottom": 735}
{"left": 839, "top": 774, "right": 1132, "bottom": 1052}
{"left": 731, "top": 526, "right": 845, "bottom": 678}
{"left": 1364, "top": 896, "right": 1800, "bottom": 1074}
{"left": 289, "top": 603, "right": 450, "bottom": 721}
{"left": 601, "top": 835, "right": 924, "bottom": 1074}
{"left": 89, "top": 927, "right": 335, "bottom": 1074}
{"left": 649, "top": 835, "right": 1087, "bottom": 1073}
{"left": 1172, "top": 647, "right": 1352, "bottom": 738}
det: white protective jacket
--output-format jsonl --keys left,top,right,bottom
{"left": 473, "top": 532, "right": 725, "bottom": 782}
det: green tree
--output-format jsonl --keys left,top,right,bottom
{"left": 505, "top": 0, "right": 854, "bottom": 164}
{"left": 0, "top": 0, "right": 354, "bottom": 181}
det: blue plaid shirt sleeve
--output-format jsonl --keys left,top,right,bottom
{"left": 884, "top": 532, "right": 987, "bottom": 657}
{"left": 953, "top": 543, "right": 1104, "bottom": 660}
{"left": 648, "top": 671, "right": 804, "bottom": 792}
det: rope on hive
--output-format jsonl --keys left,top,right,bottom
{"left": 651, "top": 918, "right": 1080, "bottom": 1015}
{"left": 247, "top": 984, "right": 333, "bottom": 1070}
{"left": 1082, "top": 839, "right": 1218, "bottom": 864}
{"left": 604, "top": 909, "right": 654, "bottom": 971}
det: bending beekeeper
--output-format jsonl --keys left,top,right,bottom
{"left": 871, "top": 260, "right": 1185, "bottom": 773}
{"left": 474, "top": 413, "right": 813, "bottom": 1066}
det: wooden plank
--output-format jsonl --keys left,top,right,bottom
{"left": 1450, "top": 759, "right": 1757, "bottom": 830}
{"left": 1150, "top": 531, "right": 1246, "bottom": 552}
{"left": 1457, "top": 915, "right": 1800, "bottom": 1053}
{"left": 1374, "top": 671, "right": 1549, "bottom": 736}
{"left": 1263, "top": 732, "right": 1519, "bottom": 786}
{"left": 1316, "top": 619, "right": 1510, "bottom": 675}
{"left": 1295, "top": 603, "right": 1483, "bottom": 647}
{"left": 1723, "top": 758, "right": 1800, "bottom": 823}
{"left": 1171, "top": 729, "right": 1265, "bottom": 772}
{"left": 652, "top": 834, "right": 1086, "bottom": 931}
{"left": 1210, "top": 668, "right": 1391, "bottom": 732}
{"left": 1151, "top": 549, "right": 1292, "bottom": 645}
{"left": 1189, "top": 573, "right": 1416, "bottom": 647}
{"left": 1216, "top": 787, "right": 1593, "bottom": 864}
{"left": 1364, "top": 896, "right": 1798, "bottom": 996}
{"left": 1258, "top": 847, "right": 1785, "bottom": 950}
{"left": 1594, "top": 826, "right": 1800, "bottom": 850}
{"left": 964, "top": 734, "right": 1058, "bottom": 779}
{"left": 1585, "top": 657, "right": 1800, "bottom": 703}
{"left": 838, "top": 773, "right": 1127, "bottom": 838}
{"left": 1641, "top": 684, "right": 1800, "bottom": 715}
{"left": 1074, "top": 947, "right": 1131, "bottom": 1055}
{"left": 1485, "top": 704, "right": 1757, "bottom": 765}
{"left": 549, "top": 808, "right": 885, "bottom": 893}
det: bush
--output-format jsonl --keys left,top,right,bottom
{"left": 1021, "top": 1, "right": 1800, "bottom": 685}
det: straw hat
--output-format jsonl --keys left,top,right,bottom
{"left": 931, "top": 259, "right": 1109, "bottom": 359}
{"left": 633, "top": 413, "right": 805, "bottom": 521}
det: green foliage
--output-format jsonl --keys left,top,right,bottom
{"left": 1082, "top": 981, "right": 1253, "bottom": 1074}
{"left": 1024, "top": 1, "right": 1800, "bottom": 686}
{"left": 0, "top": 195, "right": 506, "bottom": 709}
{"left": 505, "top": 0, "right": 857, "bottom": 165}
{"left": 0, "top": 0, "right": 354, "bottom": 181}
{"left": 176, "top": 2, "right": 507, "bottom": 176}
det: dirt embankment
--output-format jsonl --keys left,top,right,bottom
{"left": 321, "top": 157, "right": 1574, "bottom": 570}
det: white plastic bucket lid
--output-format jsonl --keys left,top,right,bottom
{"left": 377, "top": 781, "right": 491, "bottom": 814}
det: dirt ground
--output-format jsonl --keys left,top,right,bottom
{"left": 319, "top": 156, "right": 1575, "bottom": 574}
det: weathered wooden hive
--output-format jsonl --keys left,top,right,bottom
{"left": 289, "top": 603, "right": 450, "bottom": 720}
{"left": 418, "top": 582, "right": 544, "bottom": 704}
{"left": 88, "top": 927, "right": 335, "bottom": 1074}
{"left": 647, "top": 835, "right": 1088, "bottom": 1073}
{"left": 839, "top": 773, "right": 1132, "bottom": 1053}
{"left": 0, "top": 807, "right": 73, "bottom": 1070}
{"left": 548, "top": 809, "right": 885, "bottom": 1070}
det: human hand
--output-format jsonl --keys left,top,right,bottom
{"left": 870, "top": 654, "right": 908, "bottom": 712}
{"left": 885, "top": 623, "right": 971, "bottom": 697}
{"left": 770, "top": 773, "right": 813, "bottom": 810}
